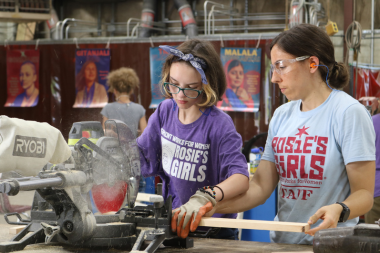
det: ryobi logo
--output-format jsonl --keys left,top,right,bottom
{"left": 12, "top": 135, "right": 47, "bottom": 158}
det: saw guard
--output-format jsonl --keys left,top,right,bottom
{"left": 92, "top": 119, "right": 140, "bottom": 213}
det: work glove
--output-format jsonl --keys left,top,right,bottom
{"left": 171, "top": 190, "right": 216, "bottom": 238}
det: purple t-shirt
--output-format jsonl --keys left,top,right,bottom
{"left": 137, "top": 99, "right": 249, "bottom": 219}
{"left": 373, "top": 114, "right": 380, "bottom": 198}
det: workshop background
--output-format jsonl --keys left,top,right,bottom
{"left": 0, "top": 0, "right": 379, "bottom": 245}
{"left": 0, "top": 0, "right": 378, "bottom": 142}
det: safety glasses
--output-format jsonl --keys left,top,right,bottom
{"left": 270, "top": 56, "right": 310, "bottom": 75}
{"left": 163, "top": 82, "right": 203, "bottom": 99}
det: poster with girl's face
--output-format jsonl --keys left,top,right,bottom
{"left": 73, "top": 49, "right": 110, "bottom": 108}
{"left": 4, "top": 50, "right": 40, "bottom": 107}
{"left": 149, "top": 47, "right": 169, "bottom": 108}
{"left": 217, "top": 48, "right": 261, "bottom": 112}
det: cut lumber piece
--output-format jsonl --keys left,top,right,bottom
{"left": 136, "top": 193, "right": 156, "bottom": 202}
{"left": 198, "top": 217, "right": 310, "bottom": 233}
{"left": 9, "top": 225, "right": 26, "bottom": 235}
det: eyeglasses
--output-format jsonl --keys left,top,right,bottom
{"left": 270, "top": 56, "right": 310, "bottom": 75}
{"left": 163, "top": 82, "right": 203, "bottom": 99}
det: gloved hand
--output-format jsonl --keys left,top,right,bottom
{"left": 171, "top": 190, "right": 216, "bottom": 238}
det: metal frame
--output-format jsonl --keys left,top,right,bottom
{"left": 4, "top": 32, "right": 282, "bottom": 46}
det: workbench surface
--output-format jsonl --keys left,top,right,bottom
{"left": 0, "top": 224, "right": 313, "bottom": 253}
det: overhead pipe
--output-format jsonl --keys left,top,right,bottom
{"left": 174, "top": 0, "right": 198, "bottom": 37}
{"left": 139, "top": 0, "right": 157, "bottom": 38}
{"left": 139, "top": 0, "right": 197, "bottom": 38}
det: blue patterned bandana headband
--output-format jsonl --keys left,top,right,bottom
{"left": 159, "top": 45, "right": 208, "bottom": 84}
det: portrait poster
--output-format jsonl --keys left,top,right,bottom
{"left": 4, "top": 50, "right": 40, "bottom": 107}
{"left": 217, "top": 47, "right": 261, "bottom": 112}
{"left": 149, "top": 47, "right": 167, "bottom": 108}
{"left": 73, "top": 48, "right": 110, "bottom": 108}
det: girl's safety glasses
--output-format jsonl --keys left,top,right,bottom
{"left": 270, "top": 56, "right": 310, "bottom": 75}
{"left": 163, "top": 82, "right": 203, "bottom": 99}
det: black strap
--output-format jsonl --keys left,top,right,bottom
{"left": 214, "top": 185, "right": 224, "bottom": 202}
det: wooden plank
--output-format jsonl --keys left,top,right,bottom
{"left": 136, "top": 193, "right": 155, "bottom": 202}
{"left": 199, "top": 217, "right": 310, "bottom": 233}
{"left": 9, "top": 225, "right": 26, "bottom": 235}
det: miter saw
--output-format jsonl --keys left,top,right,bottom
{"left": 0, "top": 117, "right": 193, "bottom": 252}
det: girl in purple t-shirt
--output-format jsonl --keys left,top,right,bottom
{"left": 137, "top": 39, "right": 249, "bottom": 239}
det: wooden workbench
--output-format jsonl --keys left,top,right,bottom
{"left": 0, "top": 224, "right": 313, "bottom": 253}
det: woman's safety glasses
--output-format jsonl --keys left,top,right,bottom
{"left": 270, "top": 56, "right": 310, "bottom": 75}
{"left": 163, "top": 82, "right": 203, "bottom": 99}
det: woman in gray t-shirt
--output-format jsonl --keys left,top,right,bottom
{"left": 101, "top": 67, "right": 147, "bottom": 193}
{"left": 101, "top": 67, "right": 147, "bottom": 138}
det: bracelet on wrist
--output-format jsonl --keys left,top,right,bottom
{"left": 213, "top": 185, "right": 224, "bottom": 201}
{"left": 198, "top": 187, "right": 215, "bottom": 199}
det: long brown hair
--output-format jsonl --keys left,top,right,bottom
{"left": 75, "top": 60, "right": 99, "bottom": 91}
{"left": 271, "top": 24, "right": 349, "bottom": 89}
{"left": 161, "top": 39, "right": 226, "bottom": 107}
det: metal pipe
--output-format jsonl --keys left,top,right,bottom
{"left": 61, "top": 18, "right": 99, "bottom": 40}
{"left": 19, "top": 177, "right": 63, "bottom": 191}
{"left": 230, "top": 0, "right": 234, "bottom": 32}
{"left": 209, "top": 5, "right": 234, "bottom": 35}
{"left": 126, "top": 18, "right": 165, "bottom": 37}
{"left": 131, "top": 22, "right": 140, "bottom": 37}
{"left": 208, "top": 5, "right": 216, "bottom": 35}
{"left": 139, "top": 0, "right": 157, "bottom": 37}
{"left": 98, "top": 4, "right": 102, "bottom": 36}
{"left": 61, "top": 18, "right": 74, "bottom": 40}
{"left": 212, "top": 24, "right": 285, "bottom": 31}
{"left": 127, "top": 18, "right": 141, "bottom": 37}
{"left": 161, "top": 0, "right": 166, "bottom": 35}
{"left": 211, "top": 9, "right": 283, "bottom": 34}
{"left": 65, "top": 24, "right": 71, "bottom": 39}
{"left": 53, "top": 21, "right": 62, "bottom": 40}
{"left": 285, "top": 0, "right": 288, "bottom": 30}
{"left": 244, "top": 0, "right": 248, "bottom": 33}
{"left": 174, "top": 0, "right": 197, "bottom": 37}
{"left": 207, "top": 14, "right": 286, "bottom": 22}
{"left": 66, "top": 24, "right": 98, "bottom": 39}
{"left": 111, "top": 2, "right": 115, "bottom": 37}
{"left": 204, "top": 1, "right": 228, "bottom": 35}
{"left": 371, "top": 0, "right": 374, "bottom": 64}
{"left": 3, "top": 32, "right": 283, "bottom": 46}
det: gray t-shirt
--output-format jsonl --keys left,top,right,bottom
{"left": 262, "top": 90, "right": 375, "bottom": 244}
{"left": 101, "top": 102, "right": 145, "bottom": 138}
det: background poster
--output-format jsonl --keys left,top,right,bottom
{"left": 73, "top": 48, "right": 110, "bottom": 108}
{"left": 217, "top": 47, "right": 261, "bottom": 112}
{"left": 149, "top": 47, "right": 168, "bottom": 108}
{"left": 5, "top": 50, "right": 40, "bottom": 107}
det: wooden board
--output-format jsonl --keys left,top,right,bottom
{"left": 136, "top": 193, "right": 155, "bottom": 202}
{"left": 135, "top": 193, "right": 309, "bottom": 233}
{"left": 9, "top": 225, "right": 26, "bottom": 235}
{"left": 199, "top": 217, "right": 310, "bottom": 233}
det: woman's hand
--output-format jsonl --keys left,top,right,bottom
{"left": 171, "top": 190, "right": 216, "bottom": 238}
{"left": 305, "top": 203, "right": 343, "bottom": 236}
